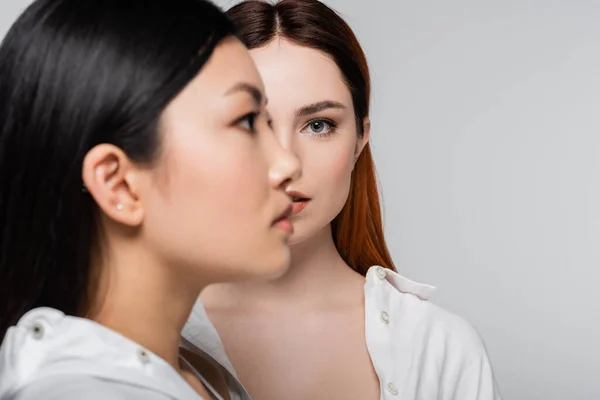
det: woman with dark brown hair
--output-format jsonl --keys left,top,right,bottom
{"left": 184, "top": 1, "right": 502, "bottom": 399}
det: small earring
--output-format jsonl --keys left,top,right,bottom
{"left": 116, "top": 203, "right": 124, "bottom": 211}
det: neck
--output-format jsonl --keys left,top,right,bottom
{"left": 285, "top": 225, "right": 353, "bottom": 288}
{"left": 202, "top": 224, "right": 363, "bottom": 311}
{"left": 88, "top": 240, "right": 202, "bottom": 368}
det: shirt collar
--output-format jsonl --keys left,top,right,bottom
{"left": 366, "top": 265, "right": 437, "bottom": 300}
{"left": 182, "top": 298, "right": 238, "bottom": 377}
{"left": 1, "top": 307, "right": 200, "bottom": 400}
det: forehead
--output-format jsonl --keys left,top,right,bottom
{"left": 189, "top": 36, "right": 265, "bottom": 103}
{"left": 249, "top": 39, "right": 352, "bottom": 109}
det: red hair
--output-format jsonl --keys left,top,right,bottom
{"left": 228, "top": 0, "right": 395, "bottom": 275}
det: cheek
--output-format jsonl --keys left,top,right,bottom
{"left": 307, "top": 139, "right": 355, "bottom": 203}
{"left": 174, "top": 142, "right": 268, "bottom": 219}
{"left": 143, "top": 137, "right": 271, "bottom": 261}
{"left": 324, "top": 151, "right": 354, "bottom": 191}
{"left": 156, "top": 111, "right": 271, "bottom": 219}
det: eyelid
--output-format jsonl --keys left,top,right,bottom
{"left": 234, "top": 109, "right": 260, "bottom": 123}
{"left": 304, "top": 117, "right": 336, "bottom": 127}
{"left": 234, "top": 110, "right": 260, "bottom": 133}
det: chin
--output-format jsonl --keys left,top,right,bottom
{"left": 287, "top": 220, "right": 328, "bottom": 247}
{"left": 286, "top": 223, "right": 312, "bottom": 246}
{"left": 261, "top": 248, "right": 292, "bottom": 279}
{"left": 240, "top": 246, "right": 291, "bottom": 282}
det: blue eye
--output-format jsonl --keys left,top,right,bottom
{"left": 302, "top": 119, "right": 337, "bottom": 136}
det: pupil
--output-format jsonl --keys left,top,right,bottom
{"left": 312, "top": 121, "right": 324, "bottom": 132}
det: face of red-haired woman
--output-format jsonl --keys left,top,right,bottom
{"left": 250, "top": 39, "right": 370, "bottom": 246}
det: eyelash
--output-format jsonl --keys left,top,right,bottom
{"left": 301, "top": 118, "right": 338, "bottom": 137}
{"left": 236, "top": 111, "right": 260, "bottom": 133}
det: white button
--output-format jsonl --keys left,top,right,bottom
{"left": 376, "top": 266, "right": 387, "bottom": 279}
{"left": 387, "top": 382, "right": 399, "bottom": 395}
{"left": 31, "top": 322, "right": 45, "bottom": 340}
{"left": 380, "top": 311, "right": 390, "bottom": 324}
{"left": 137, "top": 348, "right": 151, "bottom": 364}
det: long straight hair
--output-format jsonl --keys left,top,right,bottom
{"left": 0, "top": 0, "right": 236, "bottom": 341}
{"left": 227, "top": 0, "right": 395, "bottom": 276}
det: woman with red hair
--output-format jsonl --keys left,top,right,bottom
{"left": 185, "top": 1, "right": 502, "bottom": 399}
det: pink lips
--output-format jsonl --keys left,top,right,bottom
{"left": 291, "top": 200, "right": 309, "bottom": 215}
{"left": 287, "top": 190, "right": 311, "bottom": 216}
{"left": 273, "top": 204, "right": 294, "bottom": 234}
{"left": 274, "top": 217, "right": 294, "bottom": 234}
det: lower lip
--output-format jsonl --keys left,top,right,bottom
{"left": 292, "top": 200, "right": 310, "bottom": 215}
{"left": 274, "top": 217, "right": 294, "bottom": 234}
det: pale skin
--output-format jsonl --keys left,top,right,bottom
{"left": 201, "top": 39, "right": 381, "bottom": 400}
{"left": 82, "top": 37, "right": 300, "bottom": 400}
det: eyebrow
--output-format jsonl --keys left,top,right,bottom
{"left": 225, "top": 82, "right": 264, "bottom": 106}
{"left": 296, "top": 100, "right": 346, "bottom": 117}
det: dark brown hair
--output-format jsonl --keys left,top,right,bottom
{"left": 227, "top": 0, "right": 395, "bottom": 275}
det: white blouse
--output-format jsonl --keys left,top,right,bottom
{"left": 0, "top": 308, "right": 217, "bottom": 400}
{"left": 183, "top": 266, "right": 503, "bottom": 400}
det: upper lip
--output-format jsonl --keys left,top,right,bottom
{"left": 286, "top": 190, "right": 311, "bottom": 202}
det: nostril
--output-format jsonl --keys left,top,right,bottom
{"left": 279, "top": 177, "right": 294, "bottom": 190}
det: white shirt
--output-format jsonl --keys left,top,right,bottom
{"left": 0, "top": 308, "right": 219, "bottom": 400}
{"left": 183, "top": 266, "right": 503, "bottom": 400}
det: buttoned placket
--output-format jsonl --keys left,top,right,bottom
{"left": 369, "top": 266, "right": 400, "bottom": 398}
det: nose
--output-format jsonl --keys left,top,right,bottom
{"left": 268, "top": 134, "right": 301, "bottom": 189}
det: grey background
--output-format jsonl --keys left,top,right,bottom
{"left": 3, "top": 1, "right": 600, "bottom": 399}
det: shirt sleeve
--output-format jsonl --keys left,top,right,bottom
{"left": 431, "top": 308, "right": 503, "bottom": 400}
{"left": 451, "top": 352, "right": 503, "bottom": 400}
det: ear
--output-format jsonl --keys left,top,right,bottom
{"left": 354, "top": 117, "right": 371, "bottom": 164}
{"left": 82, "top": 144, "right": 144, "bottom": 227}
